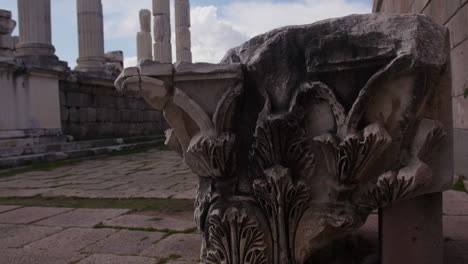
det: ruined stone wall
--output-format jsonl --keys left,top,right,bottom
{"left": 59, "top": 76, "right": 166, "bottom": 139}
{"left": 374, "top": 0, "right": 468, "bottom": 178}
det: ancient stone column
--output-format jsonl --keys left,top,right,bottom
{"left": 153, "top": 0, "right": 172, "bottom": 63}
{"left": 76, "top": 0, "right": 105, "bottom": 72}
{"left": 16, "top": 0, "right": 55, "bottom": 56}
{"left": 175, "top": 0, "right": 192, "bottom": 62}
{"left": 137, "top": 9, "right": 153, "bottom": 62}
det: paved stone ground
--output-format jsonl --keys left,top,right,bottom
{"left": 0, "top": 149, "right": 466, "bottom": 263}
{"left": 0, "top": 149, "right": 197, "bottom": 199}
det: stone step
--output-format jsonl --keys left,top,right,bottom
{"left": 0, "top": 138, "right": 164, "bottom": 169}
{"left": 0, "top": 135, "right": 162, "bottom": 158}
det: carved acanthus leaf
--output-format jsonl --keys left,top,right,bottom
{"left": 364, "top": 171, "right": 415, "bottom": 208}
{"left": 253, "top": 165, "right": 310, "bottom": 263}
{"left": 186, "top": 134, "right": 236, "bottom": 178}
{"left": 250, "top": 117, "right": 315, "bottom": 180}
{"left": 314, "top": 123, "right": 392, "bottom": 184}
{"left": 206, "top": 208, "right": 268, "bottom": 264}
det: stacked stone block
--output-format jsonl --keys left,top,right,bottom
{"left": 60, "top": 78, "right": 165, "bottom": 138}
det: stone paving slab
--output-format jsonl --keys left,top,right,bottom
{"left": 35, "top": 208, "right": 130, "bottom": 227}
{"left": 0, "top": 224, "right": 62, "bottom": 248}
{"left": 0, "top": 247, "right": 85, "bottom": 264}
{"left": 0, "top": 149, "right": 198, "bottom": 199}
{"left": 0, "top": 205, "right": 21, "bottom": 213}
{"left": 0, "top": 207, "right": 73, "bottom": 224}
{"left": 141, "top": 233, "right": 201, "bottom": 261}
{"left": 103, "top": 214, "right": 196, "bottom": 231}
{"left": 77, "top": 254, "right": 158, "bottom": 264}
{"left": 25, "top": 227, "right": 117, "bottom": 253}
{"left": 81, "top": 229, "right": 164, "bottom": 255}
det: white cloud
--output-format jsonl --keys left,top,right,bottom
{"left": 102, "top": 0, "right": 152, "bottom": 39}
{"left": 124, "top": 56, "right": 138, "bottom": 68}
{"left": 191, "top": 6, "right": 249, "bottom": 63}
{"left": 222, "top": 0, "right": 371, "bottom": 38}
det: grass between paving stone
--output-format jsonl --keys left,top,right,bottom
{"left": 0, "top": 196, "right": 194, "bottom": 213}
{"left": 93, "top": 222, "right": 197, "bottom": 245}
{"left": 0, "top": 160, "right": 79, "bottom": 179}
{"left": 453, "top": 175, "right": 467, "bottom": 192}
{"left": 0, "top": 141, "right": 171, "bottom": 179}
{"left": 157, "top": 254, "right": 182, "bottom": 264}
{"left": 93, "top": 222, "right": 196, "bottom": 235}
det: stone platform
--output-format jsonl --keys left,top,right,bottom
{"left": 0, "top": 149, "right": 466, "bottom": 263}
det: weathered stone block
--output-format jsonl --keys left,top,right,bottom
{"left": 60, "top": 107, "right": 69, "bottom": 122}
{"left": 411, "top": 0, "right": 430, "bottom": 13}
{"left": 79, "top": 108, "right": 88, "bottom": 122}
{"left": 68, "top": 108, "right": 79, "bottom": 123}
{"left": 121, "top": 109, "right": 132, "bottom": 122}
{"left": 422, "top": 0, "right": 449, "bottom": 25}
{"left": 67, "top": 92, "right": 87, "bottom": 107}
{"left": 451, "top": 39, "right": 468, "bottom": 97}
{"left": 0, "top": 35, "right": 15, "bottom": 49}
{"left": 116, "top": 97, "right": 127, "bottom": 109}
{"left": 453, "top": 95, "right": 468, "bottom": 129}
{"left": 454, "top": 128, "right": 468, "bottom": 177}
{"left": 87, "top": 108, "right": 97, "bottom": 122}
{"left": 447, "top": 5, "right": 468, "bottom": 47}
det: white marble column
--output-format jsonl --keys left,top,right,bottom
{"left": 175, "top": 0, "right": 192, "bottom": 62}
{"left": 153, "top": 0, "right": 172, "bottom": 63}
{"left": 137, "top": 9, "right": 153, "bottom": 62}
{"left": 16, "top": 0, "right": 55, "bottom": 56}
{"left": 76, "top": 0, "right": 105, "bottom": 72}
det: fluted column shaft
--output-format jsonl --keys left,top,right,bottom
{"left": 153, "top": 0, "right": 172, "bottom": 63}
{"left": 76, "top": 0, "right": 105, "bottom": 71}
{"left": 16, "top": 0, "right": 55, "bottom": 56}
{"left": 175, "top": 0, "right": 192, "bottom": 62}
{"left": 137, "top": 9, "right": 153, "bottom": 62}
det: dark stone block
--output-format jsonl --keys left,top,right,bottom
{"left": 454, "top": 128, "right": 468, "bottom": 177}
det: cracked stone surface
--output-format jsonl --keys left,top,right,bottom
{"left": 35, "top": 208, "right": 130, "bottom": 227}
{"left": 0, "top": 207, "right": 73, "bottom": 224}
{"left": 140, "top": 233, "right": 202, "bottom": 261}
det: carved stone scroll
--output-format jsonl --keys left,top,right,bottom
{"left": 116, "top": 13, "right": 452, "bottom": 264}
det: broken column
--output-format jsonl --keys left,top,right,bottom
{"left": 16, "top": 0, "right": 55, "bottom": 56}
{"left": 152, "top": 0, "right": 172, "bottom": 63}
{"left": 76, "top": 0, "right": 105, "bottom": 72}
{"left": 0, "top": 9, "right": 17, "bottom": 57}
{"left": 137, "top": 9, "right": 153, "bottom": 63}
{"left": 175, "top": 0, "right": 192, "bottom": 62}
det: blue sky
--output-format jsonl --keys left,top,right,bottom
{"left": 0, "top": 0, "right": 372, "bottom": 67}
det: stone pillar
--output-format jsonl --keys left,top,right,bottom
{"left": 137, "top": 9, "right": 153, "bottom": 62}
{"left": 153, "top": 0, "right": 172, "bottom": 63}
{"left": 16, "top": 0, "right": 55, "bottom": 56}
{"left": 76, "top": 0, "right": 105, "bottom": 72}
{"left": 175, "top": 0, "right": 192, "bottom": 62}
{"left": 381, "top": 193, "right": 444, "bottom": 264}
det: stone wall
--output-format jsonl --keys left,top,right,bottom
{"left": 60, "top": 73, "right": 166, "bottom": 139}
{"left": 373, "top": 0, "right": 468, "bottom": 178}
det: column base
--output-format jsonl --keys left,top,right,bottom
{"left": 15, "top": 42, "right": 56, "bottom": 57}
{"left": 75, "top": 56, "right": 106, "bottom": 72}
